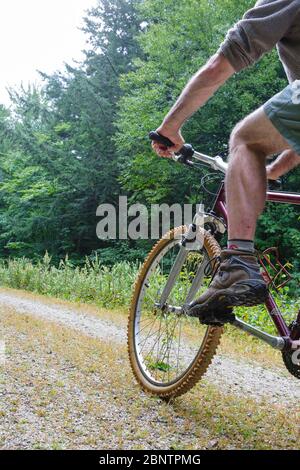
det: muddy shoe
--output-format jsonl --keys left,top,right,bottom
{"left": 196, "top": 307, "right": 236, "bottom": 326}
{"left": 188, "top": 249, "right": 268, "bottom": 317}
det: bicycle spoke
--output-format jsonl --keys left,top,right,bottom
{"left": 176, "top": 318, "right": 183, "bottom": 376}
{"left": 137, "top": 317, "right": 158, "bottom": 334}
{"left": 137, "top": 316, "right": 159, "bottom": 351}
{"left": 160, "top": 316, "right": 180, "bottom": 381}
{"left": 133, "top": 236, "right": 212, "bottom": 386}
{"left": 156, "top": 314, "right": 163, "bottom": 374}
{"left": 139, "top": 319, "right": 171, "bottom": 356}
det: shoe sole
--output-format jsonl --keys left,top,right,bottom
{"left": 188, "top": 280, "right": 268, "bottom": 318}
{"left": 197, "top": 308, "right": 236, "bottom": 326}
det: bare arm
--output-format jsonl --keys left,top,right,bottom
{"left": 266, "top": 150, "right": 300, "bottom": 181}
{"left": 153, "top": 53, "right": 235, "bottom": 157}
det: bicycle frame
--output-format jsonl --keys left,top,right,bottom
{"left": 160, "top": 148, "right": 300, "bottom": 352}
{"left": 210, "top": 180, "right": 300, "bottom": 350}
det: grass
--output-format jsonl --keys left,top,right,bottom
{"left": 0, "top": 254, "right": 298, "bottom": 333}
{"left": 1, "top": 308, "right": 298, "bottom": 450}
{"left": 0, "top": 254, "right": 138, "bottom": 308}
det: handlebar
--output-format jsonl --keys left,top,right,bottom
{"left": 149, "top": 132, "right": 284, "bottom": 187}
{"left": 149, "top": 131, "right": 195, "bottom": 163}
{"left": 148, "top": 131, "right": 175, "bottom": 148}
{"left": 149, "top": 131, "right": 228, "bottom": 174}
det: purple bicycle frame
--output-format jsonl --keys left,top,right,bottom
{"left": 148, "top": 131, "right": 300, "bottom": 348}
{"left": 212, "top": 182, "right": 300, "bottom": 342}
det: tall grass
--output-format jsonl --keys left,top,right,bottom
{"left": 0, "top": 254, "right": 297, "bottom": 332}
{"left": 0, "top": 254, "right": 139, "bottom": 308}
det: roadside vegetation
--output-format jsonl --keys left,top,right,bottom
{"left": 0, "top": 255, "right": 297, "bottom": 334}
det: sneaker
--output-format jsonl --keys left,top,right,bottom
{"left": 188, "top": 249, "right": 268, "bottom": 317}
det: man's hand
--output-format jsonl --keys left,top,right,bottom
{"left": 266, "top": 164, "right": 278, "bottom": 181}
{"left": 266, "top": 150, "right": 300, "bottom": 180}
{"left": 151, "top": 126, "right": 185, "bottom": 159}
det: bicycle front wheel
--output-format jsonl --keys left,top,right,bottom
{"left": 128, "top": 226, "right": 223, "bottom": 399}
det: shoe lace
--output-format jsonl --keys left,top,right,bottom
{"left": 203, "top": 254, "right": 221, "bottom": 281}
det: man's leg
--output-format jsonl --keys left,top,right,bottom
{"left": 226, "top": 107, "right": 292, "bottom": 241}
{"left": 189, "top": 107, "right": 293, "bottom": 318}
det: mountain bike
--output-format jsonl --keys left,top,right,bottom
{"left": 127, "top": 132, "right": 300, "bottom": 399}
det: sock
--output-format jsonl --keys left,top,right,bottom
{"left": 228, "top": 239, "right": 254, "bottom": 252}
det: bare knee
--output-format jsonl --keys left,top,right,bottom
{"left": 229, "top": 118, "right": 266, "bottom": 161}
{"left": 230, "top": 120, "right": 245, "bottom": 150}
{"left": 229, "top": 107, "right": 290, "bottom": 159}
{"left": 229, "top": 120, "right": 254, "bottom": 160}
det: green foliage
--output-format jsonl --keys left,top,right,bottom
{"left": 0, "top": 255, "right": 297, "bottom": 332}
{"left": 116, "top": 0, "right": 286, "bottom": 207}
{"left": 0, "top": 0, "right": 143, "bottom": 261}
{"left": 0, "top": 254, "right": 139, "bottom": 307}
{"left": 0, "top": 0, "right": 298, "bottom": 290}
{"left": 257, "top": 202, "right": 300, "bottom": 267}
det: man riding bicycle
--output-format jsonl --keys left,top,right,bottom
{"left": 152, "top": 0, "right": 300, "bottom": 317}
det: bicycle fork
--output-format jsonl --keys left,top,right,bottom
{"left": 158, "top": 209, "right": 207, "bottom": 311}
{"left": 156, "top": 215, "right": 299, "bottom": 352}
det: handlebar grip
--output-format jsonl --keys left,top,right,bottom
{"left": 149, "top": 131, "right": 174, "bottom": 147}
{"left": 149, "top": 131, "right": 194, "bottom": 160}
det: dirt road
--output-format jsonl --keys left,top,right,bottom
{"left": 0, "top": 289, "right": 298, "bottom": 449}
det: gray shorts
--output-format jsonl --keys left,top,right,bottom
{"left": 263, "top": 82, "right": 300, "bottom": 155}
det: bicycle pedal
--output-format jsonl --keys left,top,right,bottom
{"left": 199, "top": 308, "right": 235, "bottom": 326}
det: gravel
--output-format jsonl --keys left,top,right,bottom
{"left": 0, "top": 291, "right": 298, "bottom": 407}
